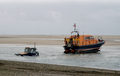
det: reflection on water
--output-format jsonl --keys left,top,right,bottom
{"left": 0, "top": 44, "right": 120, "bottom": 70}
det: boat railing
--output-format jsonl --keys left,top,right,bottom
{"left": 97, "top": 36, "right": 104, "bottom": 42}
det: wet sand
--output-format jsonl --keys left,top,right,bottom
{"left": 0, "top": 35, "right": 120, "bottom": 76}
{"left": 0, "top": 60, "right": 120, "bottom": 76}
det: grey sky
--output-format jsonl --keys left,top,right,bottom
{"left": 0, "top": 0, "right": 120, "bottom": 35}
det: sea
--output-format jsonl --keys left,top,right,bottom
{"left": 0, "top": 44, "right": 120, "bottom": 71}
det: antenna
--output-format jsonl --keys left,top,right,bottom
{"left": 34, "top": 42, "right": 36, "bottom": 48}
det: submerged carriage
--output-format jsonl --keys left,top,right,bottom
{"left": 63, "top": 24, "right": 105, "bottom": 54}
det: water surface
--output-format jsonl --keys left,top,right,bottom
{"left": 0, "top": 44, "right": 120, "bottom": 71}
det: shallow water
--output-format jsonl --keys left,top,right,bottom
{"left": 0, "top": 44, "right": 120, "bottom": 71}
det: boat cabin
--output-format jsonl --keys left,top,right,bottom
{"left": 65, "top": 35, "right": 98, "bottom": 46}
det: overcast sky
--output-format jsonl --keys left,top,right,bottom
{"left": 0, "top": 0, "right": 120, "bottom": 35}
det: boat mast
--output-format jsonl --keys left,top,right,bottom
{"left": 72, "top": 23, "right": 79, "bottom": 36}
{"left": 73, "top": 23, "right": 77, "bottom": 31}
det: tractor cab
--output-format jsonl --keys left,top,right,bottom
{"left": 15, "top": 43, "right": 39, "bottom": 56}
{"left": 24, "top": 47, "right": 37, "bottom": 53}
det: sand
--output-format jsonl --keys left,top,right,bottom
{"left": 0, "top": 35, "right": 120, "bottom": 76}
{"left": 0, "top": 35, "right": 120, "bottom": 46}
{"left": 0, "top": 35, "right": 65, "bottom": 45}
{"left": 0, "top": 60, "right": 120, "bottom": 76}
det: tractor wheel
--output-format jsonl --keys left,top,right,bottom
{"left": 21, "top": 55, "right": 23, "bottom": 56}
{"left": 35, "top": 52, "right": 39, "bottom": 56}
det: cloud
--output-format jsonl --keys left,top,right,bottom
{"left": 0, "top": 2, "right": 120, "bottom": 35}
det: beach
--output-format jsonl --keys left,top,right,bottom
{"left": 0, "top": 60, "right": 120, "bottom": 76}
{"left": 0, "top": 35, "right": 120, "bottom": 76}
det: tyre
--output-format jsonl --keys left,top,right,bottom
{"left": 35, "top": 52, "right": 39, "bottom": 56}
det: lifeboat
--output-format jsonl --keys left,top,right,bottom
{"left": 63, "top": 24, "right": 105, "bottom": 54}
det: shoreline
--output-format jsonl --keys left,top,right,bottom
{"left": 0, "top": 60, "right": 120, "bottom": 76}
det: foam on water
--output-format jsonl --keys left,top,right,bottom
{"left": 0, "top": 44, "right": 120, "bottom": 71}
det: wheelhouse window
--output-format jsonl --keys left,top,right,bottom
{"left": 85, "top": 36, "right": 94, "bottom": 40}
{"left": 25, "top": 48, "right": 29, "bottom": 53}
